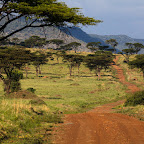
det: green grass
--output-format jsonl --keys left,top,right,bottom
{"left": 0, "top": 98, "right": 62, "bottom": 144}
{"left": 117, "top": 55, "right": 144, "bottom": 89}
{"left": 18, "top": 59, "right": 126, "bottom": 113}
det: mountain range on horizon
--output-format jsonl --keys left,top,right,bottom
{"left": 4, "top": 18, "right": 144, "bottom": 53}
{"left": 62, "top": 27, "right": 144, "bottom": 53}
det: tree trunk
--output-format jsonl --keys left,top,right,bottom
{"left": 114, "top": 48, "right": 116, "bottom": 54}
{"left": 36, "top": 66, "right": 39, "bottom": 77}
{"left": 69, "top": 65, "right": 72, "bottom": 76}
{"left": 57, "top": 57, "right": 59, "bottom": 63}
{"left": 39, "top": 65, "right": 41, "bottom": 74}
{"left": 25, "top": 66, "right": 28, "bottom": 78}
{"left": 0, "top": 74, "right": 11, "bottom": 94}
{"left": 97, "top": 68, "right": 101, "bottom": 80}
{"left": 78, "top": 65, "right": 80, "bottom": 75}
{"left": 4, "top": 79, "right": 11, "bottom": 94}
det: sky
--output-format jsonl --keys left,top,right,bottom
{"left": 59, "top": 0, "right": 144, "bottom": 39}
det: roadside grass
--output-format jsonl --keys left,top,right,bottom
{"left": 115, "top": 104, "right": 144, "bottom": 121}
{"left": 117, "top": 55, "right": 144, "bottom": 89}
{"left": 0, "top": 97, "right": 63, "bottom": 144}
{"left": 115, "top": 55, "right": 144, "bottom": 120}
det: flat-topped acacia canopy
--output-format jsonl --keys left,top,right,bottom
{"left": 0, "top": 0, "right": 102, "bottom": 41}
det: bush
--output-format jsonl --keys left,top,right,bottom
{"left": 10, "top": 81, "right": 21, "bottom": 92}
{"left": 124, "top": 90, "right": 144, "bottom": 106}
{"left": 10, "top": 70, "right": 23, "bottom": 92}
{"left": 27, "top": 88, "right": 36, "bottom": 93}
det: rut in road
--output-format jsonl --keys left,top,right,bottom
{"left": 53, "top": 56, "right": 144, "bottom": 144}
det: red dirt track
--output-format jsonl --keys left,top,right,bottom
{"left": 53, "top": 56, "right": 144, "bottom": 144}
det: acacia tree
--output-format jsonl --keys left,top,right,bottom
{"left": 84, "top": 51, "right": 114, "bottom": 80}
{"left": 0, "top": 47, "right": 32, "bottom": 93}
{"left": 11, "top": 37, "right": 20, "bottom": 45}
{"left": 73, "top": 55, "right": 84, "bottom": 74}
{"left": 125, "top": 43, "right": 134, "bottom": 49}
{"left": 121, "top": 48, "right": 135, "bottom": 63}
{"left": 0, "top": 0, "right": 101, "bottom": 41}
{"left": 68, "top": 42, "right": 81, "bottom": 53}
{"left": 48, "top": 39, "right": 64, "bottom": 49}
{"left": 32, "top": 51, "right": 53, "bottom": 76}
{"left": 24, "top": 36, "right": 46, "bottom": 48}
{"left": 119, "top": 42, "right": 135, "bottom": 63}
{"left": 62, "top": 54, "right": 83, "bottom": 76}
{"left": 129, "top": 54, "right": 144, "bottom": 78}
{"left": 53, "top": 50, "right": 65, "bottom": 63}
{"left": 62, "top": 54, "right": 76, "bottom": 76}
{"left": 105, "top": 39, "right": 118, "bottom": 54}
{"left": 86, "top": 42, "right": 101, "bottom": 52}
{"left": 133, "top": 43, "right": 144, "bottom": 54}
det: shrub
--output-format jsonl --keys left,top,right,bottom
{"left": 124, "top": 90, "right": 144, "bottom": 106}
{"left": 6, "top": 70, "right": 23, "bottom": 92}
{"left": 27, "top": 88, "right": 36, "bottom": 93}
{"left": 10, "top": 81, "right": 21, "bottom": 92}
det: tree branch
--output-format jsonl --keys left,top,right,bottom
{"left": 0, "top": 14, "right": 23, "bottom": 33}
{"left": 0, "top": 20, "right": 53, "bottom": 41}
{"left": 0, "top": 73, "right": 5, "bottom": 82}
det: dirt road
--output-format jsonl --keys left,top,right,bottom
{"left": 53, "top": 56, "right": 144, "bottom": 144}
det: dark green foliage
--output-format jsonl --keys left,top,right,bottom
{"left": 48, "top": 39, "right": 64, "bottom": 50}
{"left": 125, "top": 42, "right": 144, "bottom": 54}
{"left": 124, "top": 91, "right": 144, "bottom": 106}
{"left": 10, "top": 81, "right": 21, "bottom": 93}
{"left": 120, "top": 48, "right": 135, "bottom": 63}
{"left": 129, "top": 54, "right": 144, "bottom": 78}
{"left": 24, "top": 36, "right": 46, "bottom": 48}
{"left": 86, "top": 42, "right": 101, "bottom": 52}
{"left": 0, "top": 37, "right": 10, "bottom": 46}
{"left": 59, "top": 42, "right": 81, "bottom": 53}
{"left": 32, "top": 51, "right": 52, "bottom": 76}
{"left": 84, "top": 51, "right": 114, "bottom": 80}
{"left": 27, "top": 88, "right": 36, "bottom": 93}
{"left": 0, "top": 47, "right": 32, "bottom": 93}
{"left": 67, "top": 42, "right": 81, "bottom": 53}
{"left": 62, "top": 54, "right": 84, "bottom": 76}
{"left": 133, "top": 43, "right": 144, "bottom": 54}
{"left": 11, "top": 70, "right": 23, "bottom": 81}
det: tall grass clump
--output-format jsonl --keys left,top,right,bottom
{"left": 124, "top": 90, "right": 144, "bottom": 106}
{"left": 0, "top": 98, "right": 63, "bottom": 144}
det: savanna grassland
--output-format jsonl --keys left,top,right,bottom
{"left": 0, "top": 50, "right": 143, "bottom": 144}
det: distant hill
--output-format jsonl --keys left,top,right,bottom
{"left": 59, "top": 27, "right": 105, "bottom": 44}
{"left": 4, "top": 17, "right": 144, "bottom": 53}
{"left": 4, "top": 18, "right": 88, "bottom": 51}
{"left": 90, "top": 34, "right": 144, "bottom": 53}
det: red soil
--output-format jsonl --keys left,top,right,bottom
{"left": 53, "top": 56, "right": 144, "bottom": 144}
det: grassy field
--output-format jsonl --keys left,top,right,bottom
{"left": 0, "top": 52, "right": 143, "bottom": 143}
